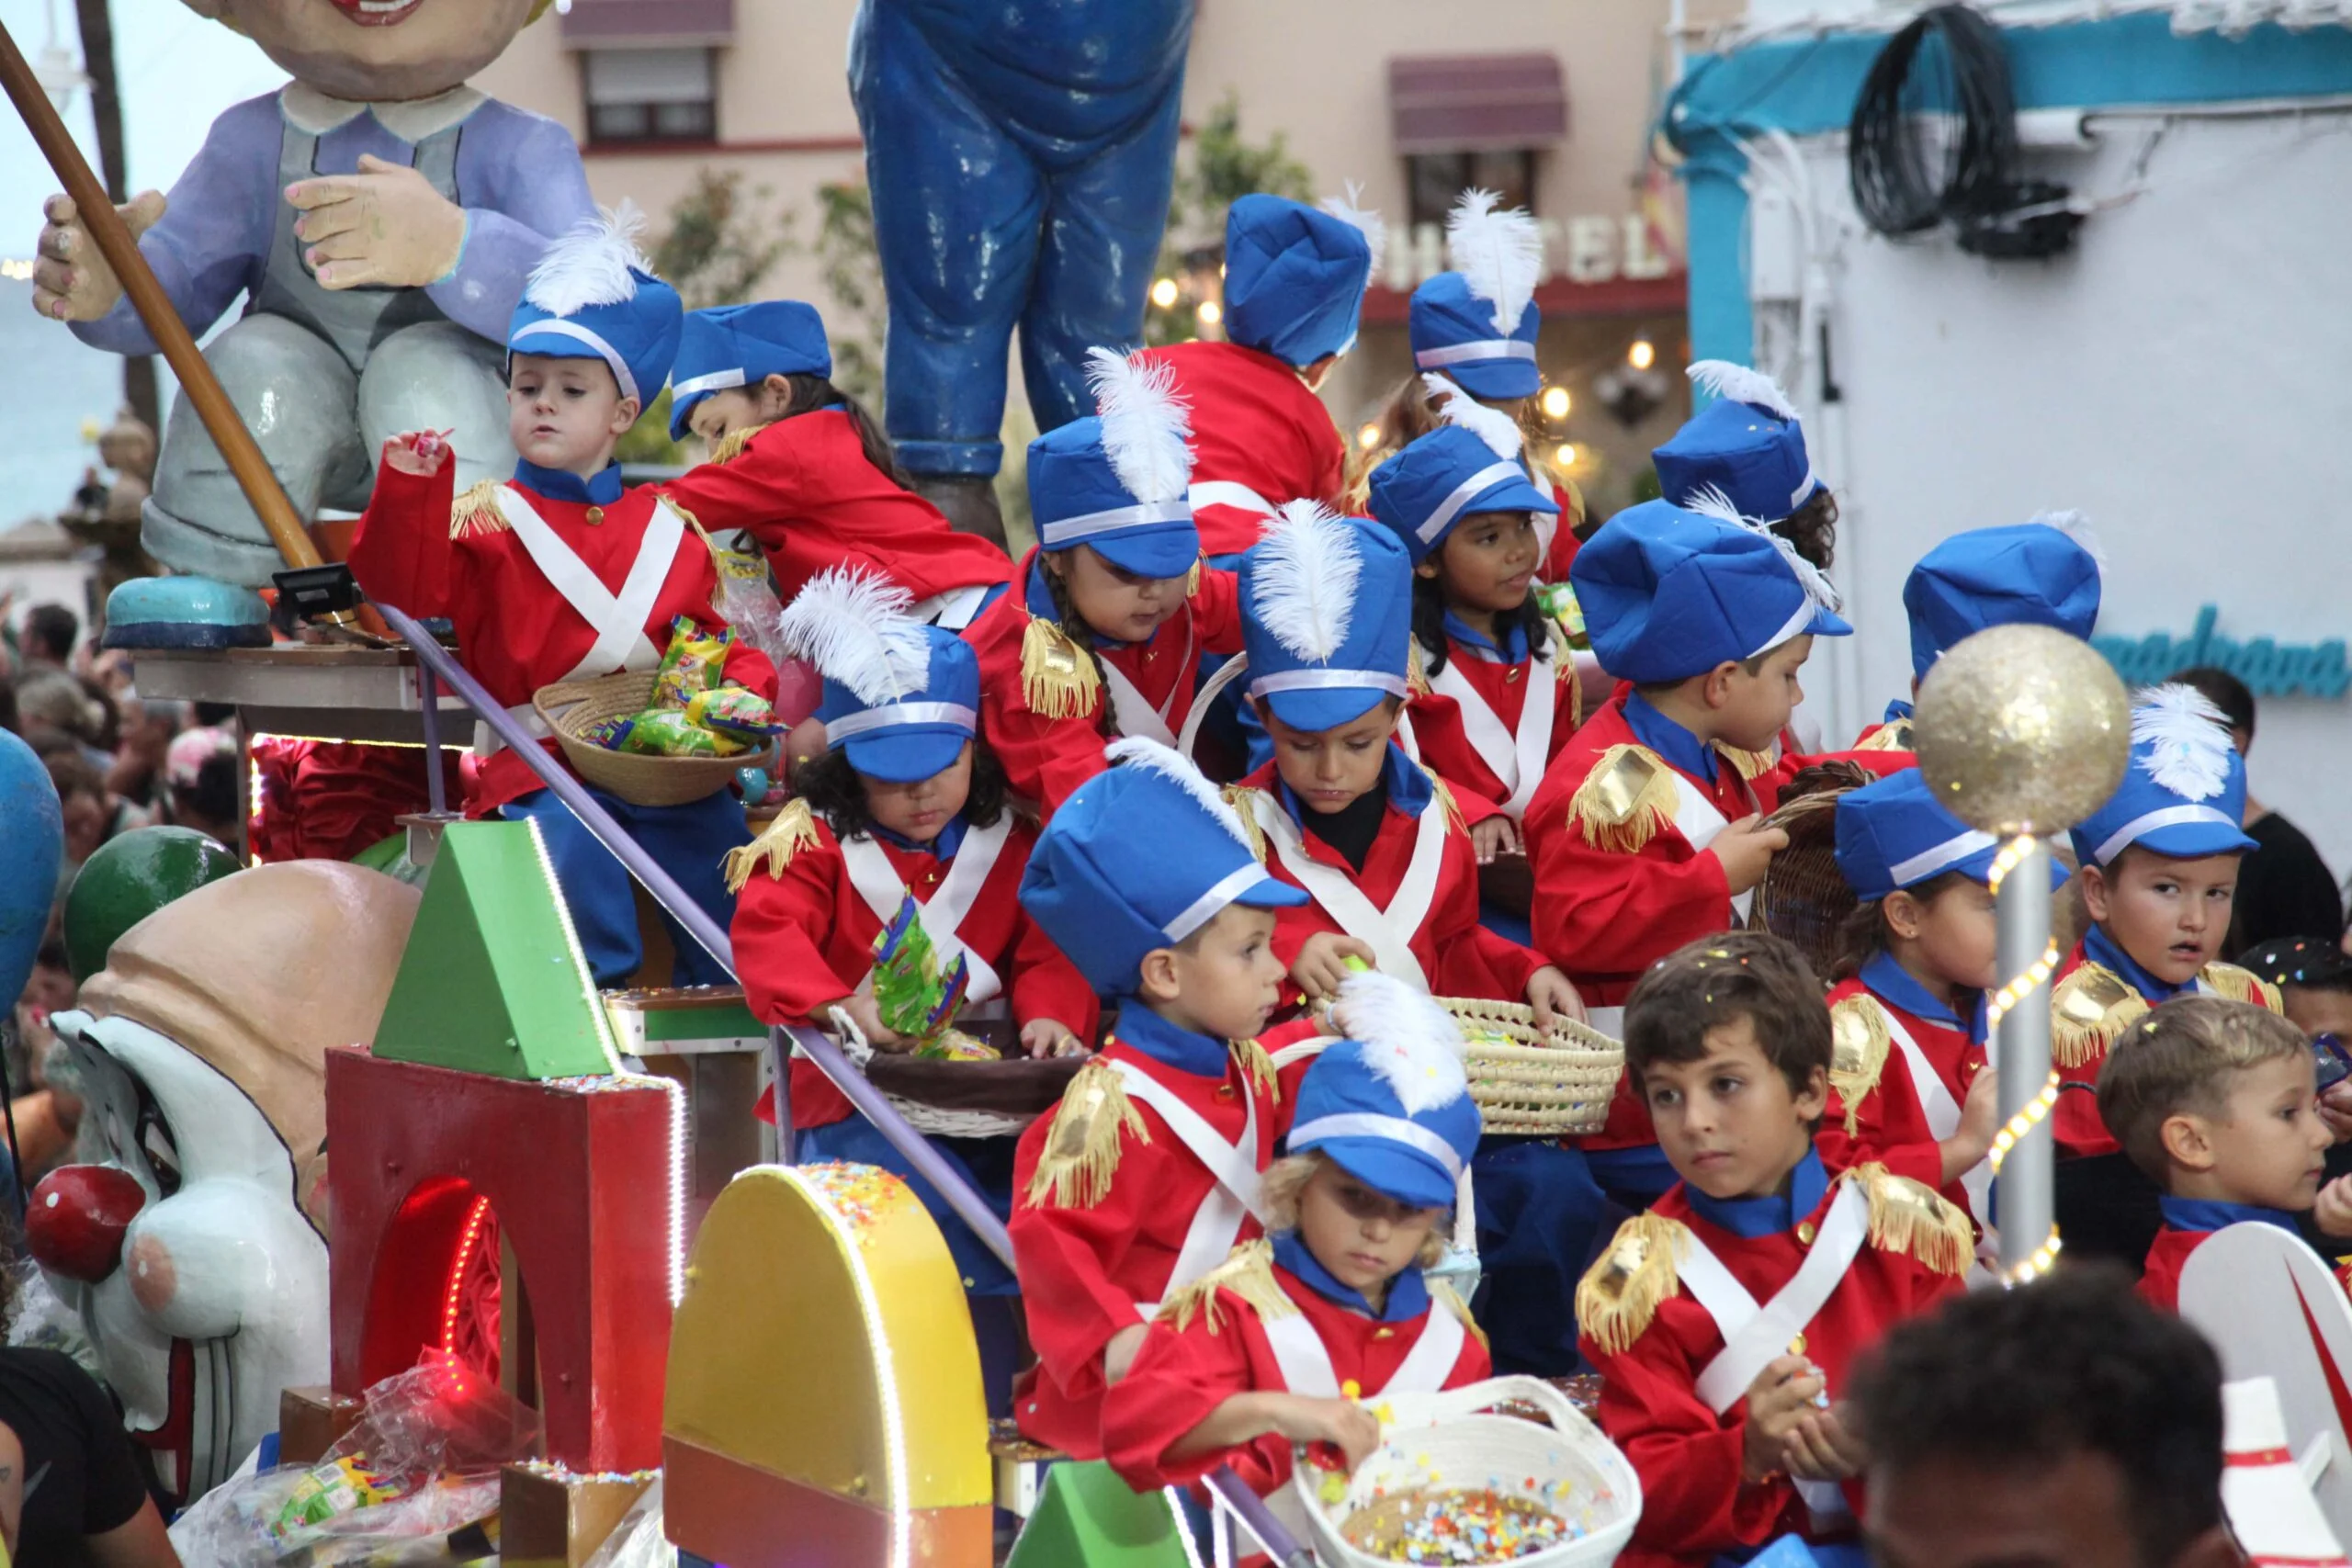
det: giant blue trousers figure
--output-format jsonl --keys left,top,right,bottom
{"left": 849, "top": 0, "right": 1194, "bottom": 540}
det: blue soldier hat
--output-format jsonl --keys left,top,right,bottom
{"left": 1239, "top": 505, "right": 1414, "bottom": 733}
{"left": 1027, "top": 349, "right": 1201, "bottom": 580}
{"left": 1570, "top": 494, "right": 1850, "bottom": 684}
{"left": 507, "top": 202, "right": 682, "bottom": 412}
{"left": 1407, "top": 190, "right": 1546, "bottom": 400}
{"left": 1289, "top": 970, "right": 1481, "bottom": 1210}
{"left": 1365, "top": 377, "right": 1557, "bottom": 564}
{"left": 1904, "top": 516, "right": 2105, "bottom": 680}
{"left": 667, "top": 301, "right": 833, "bottom": 439}
{"left": 2070, "top": 685, "right": 2260, "bottom": 869}
{"left": 1223, "top": 192, "right": 1384, "bottom": 368}
{"left": 780, "top": 569, "right": 978, "bottom": 784}
{"left": 1020, "top": 739, "right": 1306, "bottom": 997}
{"left": 1653, "top": 360, "right": 1819, "bottom": 525}
{"left": 1836, "top": 768, "right": 2067, "bottom": 901}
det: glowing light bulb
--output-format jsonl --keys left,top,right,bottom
{"left": 1628, "top": 339, "right": 1657, "bottom": 371}
{"left": 1540, "top": 386, "right": 1571, "bottom": 421}
{"left": 1554, "top": 443, "right": 1576, "bottom": 468}
{"left": 1149, "top": 277, "right": 1180, "bottom": 310}
{"left": 1197, "top": 300, "right": 1223, "bottom": 327}
{"left": 1357, "top": 423, "right": 1382, "bottom": 451}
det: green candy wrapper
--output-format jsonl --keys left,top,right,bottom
{"left": 615, "top": 710, "right": 748, "bottom": 758}
{"left": 869, "top": 894, "right": 973, "bottom": 1055}
{"left": 650, "top": 615, "right": 732, "bottom": 710}
{"left": 685, "top": 686, "right": 781, "bottom": 741}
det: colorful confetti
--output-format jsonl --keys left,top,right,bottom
{"left": 799, "top": 1161, "right": 916, "bottom": 1244}
{"left": 1340, "top": 1485, "right": 1585, "bottom": 1562}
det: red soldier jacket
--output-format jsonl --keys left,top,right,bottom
{"left": 2138, "top": 1202, "right": 2307, "bottom": 1312}
{"left": 2049, "top": 931, "right": 2281, "bottom": 1159}
{"left": 1011, "top": 1010, "right": 1283, "bottom": 1459}
{"left": 1400, "top": 618, "right": 1581, "bottom": 825}
{"left": 348, "top": 457, "right": 776, "bottom": 817}
{"left": 1576, "top": 1150, "right": 1971, "bottom": 1568}
{"left": 659, "top": 408, "right": 1012, "bottom": 621}
{"left": 1818, "top": 963, "right": 1991, "bottom": 1225}
{"left": 725, "top": 798, "right": 1098, "bottom": 1130}
{"left": 1227, "top": 748, "right": 1546, "bottom": 1015}
{"left": 967, "top": 550, "right": 1245, "bottom": 819}
{"left": 1132, "top": 341, "right": 1348, "bottom": 561}
{"left": 1102, "top": 1234, "right": 1490, "bottom": 1497}
{"left": 1524, "top": 691, "right": 1775, "bottom": 1148}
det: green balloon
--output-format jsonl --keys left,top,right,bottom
{"left": 352, "top": 831, "right": 428, "bottom": 887}
{"left": 62, "top": 826, "right": 243, "bottom": 983}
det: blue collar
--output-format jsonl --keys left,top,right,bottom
{"left": 514, "top": 457, "right": 626, "bottom": 505}
{"left": 2158, "top": 1195, "right": 2301, "bottom": 1237}
{"left": 1272, "top": 1231, "right": 1430, "bottom": 1323}
{"left": 867, "top": 815, "right": 969, "bottom": 861}
{"left": 1276, "top": 744, "right": 1434, "bottom": 828}
{"left": 1684, "top": 1146, "right": 1828, "bottom": 1239}
{"left": 1884, "top": 697, "right": 1916, "bottom": 723}
{"left": 1861, "top": 951, "right": 1985, "bottom": 1044}
{"left": 1110, "top": 1005, "right": 1234, "bottom": 1080}
{"left": 1440, "top": 610, "right": 1528, "bottom": 665}
{"left": 2085, "top": 923, "right": 2199, "bottom": 1005}
{"left": 1623, "top": 691, "right": 1719, "bottom": 784}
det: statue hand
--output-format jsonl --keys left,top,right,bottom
{"left": 285, "top": 154, "right": 467, "bottom": 290}
{"left": 31, "top": 190, "right": 165, "bottom": 321}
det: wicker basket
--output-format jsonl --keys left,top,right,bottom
{"left": 827, "top": 1008, "right": 1079, "bottom": 1139}
{"left": 1748, "top": 759, "right": 1875, "bottom": 981}
{"left": 533, "top": 672, "right": 775, "bottom": 808}
{"left": 1443, "top": 998, "right": 1624, "bottom": 1138}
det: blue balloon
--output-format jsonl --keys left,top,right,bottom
{"left": 0, "top": 729, "right": 63, "bottom": 1009}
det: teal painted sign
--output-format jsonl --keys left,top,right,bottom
{"left": 2096, "top": 605, "right": 2349, "bottom": 698}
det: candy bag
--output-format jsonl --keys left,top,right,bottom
{"left": 616, "top": 710, "right": 747, "bottom": 759}
{"left": 686, "top": 686, "right": 782, "bottom": 741}
{"left": 580, "top": 714, "right": 635, "bottom": 750}
{"left": 868, "top": 894, "right": 972, "bottom": 1052}
{"left": 650, "top": 616, "right": 732, "bottom": 710}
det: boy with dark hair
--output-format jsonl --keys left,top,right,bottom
{"left": 22, "top": 604, "right": 77, "bottom": 666}
{"left": 2095, "top": 994, "right": 2348, "bottom": 1309}
{"left": 1577, "top": 930, "right": 1969, "bottom": 1568}
{"left": 1853, "top": 1266, "right": 2235, "bottom": 1568}
{"left": 2168, "top": 664, "right": 2343, "bottom": 953}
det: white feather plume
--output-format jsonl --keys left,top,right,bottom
{"left": 1444, "top": 188, "right": 1543, "bottom": 335}
{"left": 2029, "top": 509, "right": 2108, "bottom": 577}
{"left": 1687, "top": 359, "right": 1800, "bottom": 422}
{"left": 1253, "top": 501, "right": 1360, "bottom": 662}
{"left": 525, "top": 199, "right": 653, "bottom": 317}
{"left": 1422, "top": 372, "right": 1523, "bottom": 460}
{"left": 2132, "top": 683, "right": 2236, "bottom": 802}
{"left": 1317, "top": 181, "right": 1387, "bottom": 269}
{"left": 1084, "top": 347, "right": 1193, "bottom": 505}
{"left": 1329, "top": 970, "right": 1468, "bottom": 1115}
{"left": 776, "top": 567, "right": 932, "bottom": 705}
{"left": 1104, "top": 736, "right": 1254, "bottom": 850}
{"left": 1682, "top": 483, "right": 1845, "bottom": 617}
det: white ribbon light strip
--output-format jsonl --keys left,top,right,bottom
{"left": 1289, "top": 1112, "right": 1464, "bottom": 1183}
{"left": 509, "top": 319, "right": 639, "bottom": 403}
{"left": 1414, "top": 340, "right": 1538, "bottom": 368}
{"left": 1887, "top": 828, "right": 1999, "bottom": 887}
{"left": 822, "top": 701, "right": 978, "bottom": 742}
{"left": 1247, "top": 668, "right": 1411, "bottom": 701}
{"left": 1040, "top": 500, "right": 1193, "bottom": 547}
{"left": 2092, "top": 804, "right": 2241, "bottom": 868}
{"left": 1417, "top": 460, "right": 1525, "bottom": 546}
{"left": 1164, "top": 861, "right": 1281, "bottom": 945}
{"left": 673, "top": 367, "right": 749, "bottom": 399}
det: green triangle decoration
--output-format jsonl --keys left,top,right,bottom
{"left": 372, "top": 820, "right": 619, "bottom": 1080}
{"left": 1005, "top": 1461, "right": 1196, "bottom": 1567}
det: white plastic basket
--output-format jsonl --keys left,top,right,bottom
{"left": 1292, "top": 1375, "right": 1640, "bottom": 1567}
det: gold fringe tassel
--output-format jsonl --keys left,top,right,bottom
{"left": 1407, "top": 638, "right": 1433, "bottom": 698}
{"left": 1567, "top": 745, "right": 1680, "bottom": 854}
{"left": 707, "top": 421, "right": 775, "bottom": 468}
{"left": 1222, "top": 785, "right": 1272, "bottom": 863}
{"left": 450, "top": 479, "right": 509, "bottom": 538}
{"left": 1021, "top": 617, "right": 1101, "bottom": 719}
{"left": 1025, "top": 1060, "right": 1149, "bottom": 1209}
{"left": 721, "top": 798, "right": 820, "bottom": 893}
{"left": 1158, "top": 1238, "right": 1295, "bottom": 1335}
{"left": 2051, "top": 964, "right": 2146, "bottom": 1070}
{"left": 1575, "top": 1212, "right": 1687, "bottom": 1355}
{"left": 1422, "top": 766, "right": 1467, "bottom": 834}
{"left": 1853, "top": 719, "right": 1915, "bottom": 754}
{"left": 1855, "top": 1163, "right": 1973, "bottom": 1277}
{"left": 2201, "top": 962, "right": 2285, "bottom": 1014}
{"left": 1430, "top": 1279, "right": 1489, "bottom": 1350}
{"left": 1719, "top": 742, "right": 1778, "bottom": 783}
{"left": 1231, "top": 1036, "right": 1278, "bottom": 1102}
{"left": 1827, "top": 994, "right": 1892, "bottom": 1135}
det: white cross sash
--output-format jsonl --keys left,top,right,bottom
{"left": 493, "top": 488, "right": 683, "bottom": 682}
{"left": 1425, "top": 649, "right": 1556, "bottom": 820}
{"left": 837, "top": 817, "right": 1012, "bottom": 1005}
{"left": 1102, "top": 620, "right": 1196, "bottom": 748}
{"left": 1113, "top": 1058, "right": 1267, "bottom": 1317}
{"left": 1876, "top": 1005, "right": 1991, "bottom": 1222}
{"left": 1665, "top": 767, "right": 1758, "bottom": 925}
{"left": 1246, "top": 789, "right": 1445, "bottom": 993}
{"left": 1260, "top": 1291, "right": 1467, "bottom": 1398}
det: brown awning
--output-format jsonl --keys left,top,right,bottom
{"left": 560, "top": 0, "right": 735, "bottom": 47}
{"left": 1388, "top": 53, "right": 1567, "bottom": 154}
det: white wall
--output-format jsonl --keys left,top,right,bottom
{"left": 1755, "top": 108, "right": 2352, "bottom": 883}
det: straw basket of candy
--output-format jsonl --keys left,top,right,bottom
{"left": 1442, "top": 1000, "right": 1623, "bottom": 1138}
{"left": 1293, "top": 1375, "right": 1640, "bottom": 1566}
{"left": 535, "top": 619, "right": 783, "bottom": 808}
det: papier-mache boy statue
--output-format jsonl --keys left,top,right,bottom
{"left": 30, "top": 0, "right": 594, "bottom": 623}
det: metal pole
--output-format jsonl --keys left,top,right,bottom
{"left": 1205, "top": 1470, "right": 1312, "bottom": 1567}
{"left": 415, "top": 659, "right": 447, "bottom": 818}
{"left": 1994, "top": 837, "right": 2055, "bottom": 1278}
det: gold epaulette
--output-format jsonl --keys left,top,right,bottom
{"left": 1407, "top": 637, "right": 1433, "bottom": 698}
{"left": 1158, "top": 1238, "right": 1295, "bottom": 1334}
{"left": 720, "top": 798, "right": 821, "bottom": 894}
{"left": 2051, "top": 962, "right": 2148, "bottom": 1070}
{"left": 1575, "top": 1212, "right": 1688, "bottom": 1355}
{"left": 1828, "top": 994, "right": 1893, "bottom": 1134}
{"left": 1853, "top": 718, "right": 1916, "bottom": 753}
{"left": 1420, "top": 765, "right": 1467, "bottom": 833}
{"left": 707, "top": 421, "right": 774, "bottom": 467}
{"left": 1020, "top": 617, "right": 1102, "bottom": 719}
{"left": 1221, "top": 784, "right": 1273, "bottom": 863}
{"left": 2202, "top": 962, "right": 2285, "bottom": 1014}
{"left": 1025, "top": 1059, "right": 1149, "bottom": 1209}
{"left": 1184, "top": 557, "right": 1204, "bottom": 598}
{"left": 1230, "top": 1037, "right": 1278, "bottom": 1101}
{"left": 450, "top": 478, "right": 508, "bottom": 538}
{"left": 1719, "top": 742, "right": 1779, "bottom": 783}
{"left": 1853, "top": 1163, "right": 1973, "bottom": 1276}
{"left": 1567, "top": 744, "right": 1680, "bottom": 854}
{"left": 1429, "top": 1278, "right": 1489, "bottom": 1349}
{"left": 1540, "top": 629, "right": 1585, "bottom": 731}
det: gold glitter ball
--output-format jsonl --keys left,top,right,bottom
{"left": 1913, "top": 624, "right": 2131, "bottom": 835}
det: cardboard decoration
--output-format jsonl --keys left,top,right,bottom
{"left": 1003, "top": 1462, "right": 1194, "bottom": 1568}
{"left": 2220, "top": 1376, "right": 2351, "bottom": 1567}
{"left": 2179, "top": 1222, "right": 2352, "bottom": 1543}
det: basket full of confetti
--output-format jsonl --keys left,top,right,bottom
{"left": 1295, "top": 1375, "right": 1640, "bottom": 1567}
{"left": 1442, "top": 1000, "right": 1624, "bottom": 1138}
{"left": 535, "top": 617, "right": 782, "bottom": 807}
